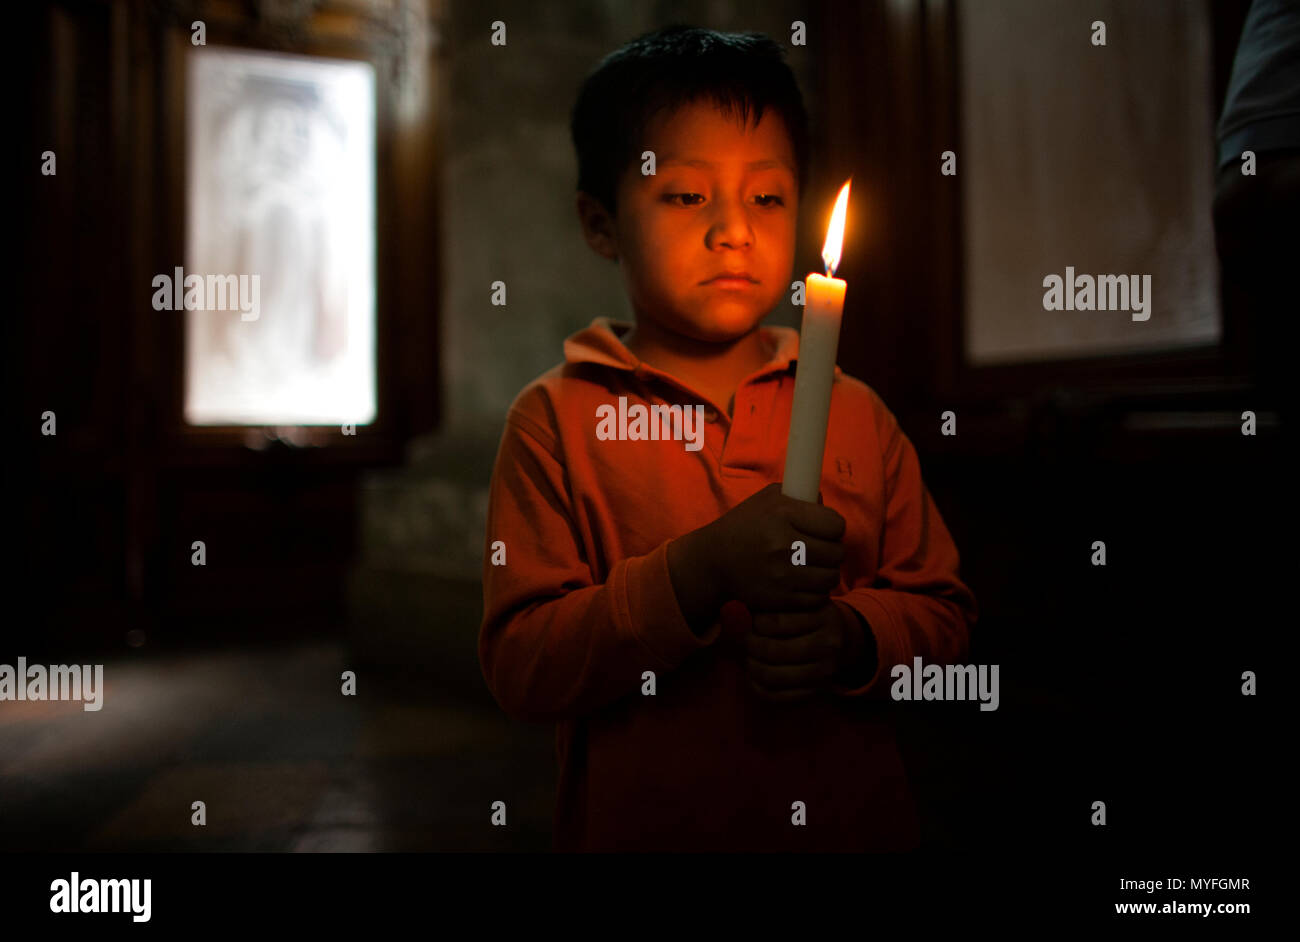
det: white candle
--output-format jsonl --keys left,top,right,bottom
{"left": 782, "top": 180, "right": 851, "bottom": 503}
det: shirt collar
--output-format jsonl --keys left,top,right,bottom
{"left": 562, "top": 316, "right": 841, "bottom": 384}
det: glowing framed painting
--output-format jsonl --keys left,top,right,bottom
{"left": 184, "top": 46, "right": 376, "bottom": 426}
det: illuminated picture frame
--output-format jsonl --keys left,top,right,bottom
{"left": 184, "top": 46, "right": 377, "bottom": 426}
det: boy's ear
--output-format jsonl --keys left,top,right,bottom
{"left": 576, "top": 191, "right": 619, "bottom": 262}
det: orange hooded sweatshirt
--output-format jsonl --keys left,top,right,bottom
{"left": 479, "top": 317, "right": 978, "bottom": 852}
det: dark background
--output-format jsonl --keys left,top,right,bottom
{"left": 10, "top": 0, "right": 1287, "bottom": 856}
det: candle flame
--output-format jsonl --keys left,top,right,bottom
{"left": 821, "top": 179, "right": 851, "bottom": 276}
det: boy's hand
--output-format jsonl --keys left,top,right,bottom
{"left": 702, "top": 482, "right": 847, "bottom": 614}
{"left": 744, "top": 600, "right": 863, "bottom": 703}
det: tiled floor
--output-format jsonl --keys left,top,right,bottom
{"left": 0, "top": 642, "right": 556, "bottom": 852}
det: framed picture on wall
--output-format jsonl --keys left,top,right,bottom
{"left": 184, "top": 47, "right": 377, "bottom": 427}
{"left": 150, "top": 0, "right": 441, "bottom": 458}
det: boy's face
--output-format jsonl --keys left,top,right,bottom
{"left": 580, "top": 99, "right": 799, "bottom": 344}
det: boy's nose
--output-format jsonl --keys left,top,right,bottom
{"left": 706, "top": 201, "right": 754, "bottom": 250}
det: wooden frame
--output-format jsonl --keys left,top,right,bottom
{"left": 141, "top": 0, "right": 442, "bottom": 468}
{"left": 19, "top": 0, "right": 444, "bottom": 641}
{"left": 815, "top": 0, "right": 1257, "bottom": 442}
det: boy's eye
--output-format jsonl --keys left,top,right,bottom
{"left": 663, "top": 193, "right": 785, "bottom": 208}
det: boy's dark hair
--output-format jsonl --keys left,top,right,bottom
{"left": 571, "top": 25, "right": 810, "bottom": 216}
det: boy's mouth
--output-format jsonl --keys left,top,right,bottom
{"left": 701, "top": 271, "right": 759, "bottom": 288}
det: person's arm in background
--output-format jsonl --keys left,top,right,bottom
{"left": 478, "top": 407, "right": 723, "bottom": 725}
{"left": 829, "top": 391, "right": 978, "bottom": 698}
{"left": 1213, "top": 0, "right": 1300, "bottom": 426}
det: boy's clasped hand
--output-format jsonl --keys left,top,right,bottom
{"left": 702, "top": 482, "right": 859, "bottom": 703}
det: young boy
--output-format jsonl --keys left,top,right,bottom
{"left": 479, "top": 25, "right": 978, "bottom": 852}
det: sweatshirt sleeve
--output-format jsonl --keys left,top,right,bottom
{"left": 830, "top": 392, "right": 978, "bottom": 698}
{"left": 478, "top": 403, "right": 723, "bottom": 724}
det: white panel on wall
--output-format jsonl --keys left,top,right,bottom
{"left": 184, "top": 47, "right": 377, "bottom": 425}
{"left": 959, "top": 0, "right": 1221, "bottom": 365}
